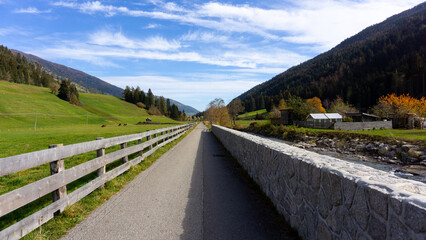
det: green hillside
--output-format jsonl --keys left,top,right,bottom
{"left": 0, "top": 81, "right": 177, "bottom": 130}
{"left": 237, "top": 109, "right": 268, "bottom": 120}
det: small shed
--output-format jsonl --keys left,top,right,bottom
{"left": 280, "top": 108, "right": 294, "bottom": 125}
{"left": 345, "top": 113, "right": 380, "bottom": 122}
{"left": 306, "top": 113, "right": 342, "bottom": 129}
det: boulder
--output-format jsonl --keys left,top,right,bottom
{"left": 408, "top": 149, "right": 424, "bottom": 158}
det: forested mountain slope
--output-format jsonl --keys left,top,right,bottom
{"left": 237, "top": 2, "right": 426, "bottom": 111}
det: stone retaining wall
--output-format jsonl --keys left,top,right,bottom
{"left": 334, "top": 121, "right": 392, "bottom": 131}
{"left": 212, "top": 125, "right": 426, "bottom": 239}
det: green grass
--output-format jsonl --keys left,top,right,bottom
{"left": 0, "top": 81, "right": 179, "bottom": 131}
{"left": 235, "top": 120, "right": 270, "bottom": 128}
{"left": 237, "top": 109, "right": 267, "bottom": 120}
{"left": 288, "top": 127, "right": 426, "bottom": 141}
{"left": 351, "top": 129, "right": 426, "bottom": 140}
{"left": 0, "top": 81, "right": 188, "bottom": 236}
{"left": 0, "top": 124, "right": 183, "bottom": 231}
{"left": 18, "top": 123, "right": 198, "bottom": 240}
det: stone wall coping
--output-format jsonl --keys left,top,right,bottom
{"left": 213, "top": 125, "right": 426, "bottom": 208}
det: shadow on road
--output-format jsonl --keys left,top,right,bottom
{"left": 180, "top": 126, "right": 300, "bottom": 240}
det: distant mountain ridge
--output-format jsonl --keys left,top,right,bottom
{"left": 168, "top": 99, "right": 199, "bottom": 116}
{"left": 236, "top": 2, "right": 426, "bottom": 111}
{"left": 12, "top": 50, "right": 199, "bottom": 114}
{"left": 12, "top": 50, "right": 123, "bottom": 97}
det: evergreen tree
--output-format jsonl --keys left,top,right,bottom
{"left": 170, "top": 104, "right": 180, "bottom": 120}
{"left": 139, "top": 90, "right": 146, "bottom": 103}
{"left": 259, "top": 94, "right": 265, "bottom": 109}
{"left": 155, "top": 98, "right": 160, "bottom": 108}
{"left": 159, "top": 97, "right": 167, "bottom": 115}
{"left": 166, "top": 99, "right": 171, "bottom": 115}
{"left": 58, "top": 80, "right": 70, "bottom": 101}
{"left": 146, "top": 89, "right": 154, "bottom": 108}
{"left": 123, "top": 86, "right": 133, "bottom": 102}
{"left": 58, "top": 79, "right": 79, "bottom": 104}
{"left": 134, "top": 86, "right": 141, "bottom": 104}
{"left": 250, "top": 96, "right": 256, "bottom": 111}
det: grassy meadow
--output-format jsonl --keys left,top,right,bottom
{"left": 237, "top": 109, "right": 267, "bottom": 120}
{"left": 0, "top": 81, "right": 193, "bottom": 237}
{"left": 0, "top": 81, "right": 178, "bottom": 131}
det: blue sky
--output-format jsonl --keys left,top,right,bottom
{"left": 0, "top": 0, "right": 423, "bottom": 111}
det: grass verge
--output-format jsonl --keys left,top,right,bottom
{"left": 8, "top": 123, "right": 197, "bottom": 240}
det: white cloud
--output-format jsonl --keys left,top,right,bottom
{"left": 0, "top": 27, "right": 29, "bottom": 36}
{"left": 52, "top": 0, "right": 425, "bottom": 50}
{"left": 13, "top": 7, "right": 51, "bottom": 14}
{"left": 89, "top": 31, "right": 181, "bottom": 50}
{"left": 144, "top": 23, "right": 161, "bottom": 29}
{"left": 32, "top": 37, "right": 309, "bottom": 69}
{"left": 181, "top": 31, "right": 229, "bottom": 43}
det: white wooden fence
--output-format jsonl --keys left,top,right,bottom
{"left": 0, "top": 123, "right": 195, "bottom": 239}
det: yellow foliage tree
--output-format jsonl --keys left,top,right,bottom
{"left": 377, "top": 93, "right": 426, "bottom": 117}
{"left": 278, "top": 99, "right": 287, "bottom": 110}
{"left": 307, "top": 97, "right": 326, "bottom": 113}
{"left": 205, "top": 98, "right": 231, "bottom": 126}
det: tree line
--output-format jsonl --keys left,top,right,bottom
{"left": 0, "top": 45, "right": 55, "bottom": 88}
{"left": 123, "top": 86, "right": 187, "bottom": 121}
{"left": 0, "top": 45, "right": 80, "bottom": 105}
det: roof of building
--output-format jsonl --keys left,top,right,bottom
{"left": 345, "top": 112, "right": 380, "bottom": 118}
{"left": 308, "top": 113, "right": 342, "bottom": 120}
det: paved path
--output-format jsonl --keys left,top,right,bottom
{"left": 62, "top": 124, "right": 298, "bottom": 240}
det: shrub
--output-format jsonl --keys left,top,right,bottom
{"left": 136, "top": 102, "right": 146, "bottom": 109}
{"left": 343, "top": 117, "right": 353, "bottom": 122}
{"left": 148, "top": 106, "right": 162, "bottom": 115}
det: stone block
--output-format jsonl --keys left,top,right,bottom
{"left": 318, "top": 188, "right": 330, "bottom": 219}
{"left": 367, "top": 214, "right": 386, "bottom": 239}
{"left": 404, "top": 202, "right": 426, "bottom": 233}
{"left": 327, "top": 206, "right": 344, "bottom": 234}
{"left": 317, "top": 219, "right": 332, "bottom": 240}
{"left": 389, "top": 197, "right": 402, "bottom": 215}
{"left": 304, "top": 187, "right": 319, "bottom": 209}
{"left": 321, "top": 171, "right": 333, "bottom": 208}
{"left": 390, "top": 214, "right": 409, "bottom": 240}
{"left": 343, "top": 214, "right": 358, "bottom": 237}
{"left": 341, "top": 229, "right": 352, "bottom": 240}
{"left": 350, "top": 186, "right": 369, "bottom": 231}
{"left": 289, "top": 175, "right": 299, "bottom": 195}
{"left": 303, "top": 204, "right": 317, "bottom": 240}
{"left": 366, "top": 187, "right": 388, "bottom": 220}
{"left": 311, "top": 165, "right": 321, "bottom": 192}
{"left": 300, "top": 161, "right": 312, "bottom": 185}
{"left": 342, "top": 177, "right": 357, "bottom": 209}
{"left": 329, "top": 172, "right": 343, "bottom": 206}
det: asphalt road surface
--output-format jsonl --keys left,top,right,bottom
{"left": 62, "top": 124, "right": 298, "bottom": 240}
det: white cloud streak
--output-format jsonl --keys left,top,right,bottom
{"left": 52, "top": 0, "right": 424, "bottom": 50}
{"left": 89, "top": 31, "right": 181, "bottom": 50}
{"left": 13, "top": 7, "right": 51, "bottom": 14}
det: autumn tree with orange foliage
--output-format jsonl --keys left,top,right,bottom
{"left": 307, "top": 97, "right": 326, "bottom": 113}
{"left": 372, "top": 93, "right": 426, "bottom": 118}
{"left": 205, "top": 98, "right": 231, "bottom": 126}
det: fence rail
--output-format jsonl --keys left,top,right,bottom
{"left": 0, "top": 123, "right": 195, "bottom": 240}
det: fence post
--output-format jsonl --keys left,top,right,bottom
{"left": 146, "top": 131, "right": 152, "bottom": 150}
{"left": 138, "top": 133, "right": 143, "bottom": 158}
{"left": 96, "top": 137, "right": 106, "bottom": 189}
{"left": 49, "top": 144, "right": 66, "bottom": 216}
{"left": 121, "top": 142, "right": 128, "bottom": 163}
{"left": 153, "top": 133, "right": 157, "bottom": 147}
